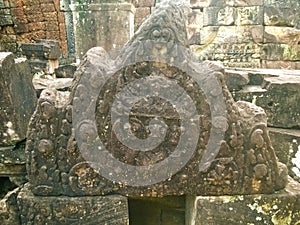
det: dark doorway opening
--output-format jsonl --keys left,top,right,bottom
{"left": 0, "top": 177, "right": 17, "bottom": 199}
{"left": 129, "top": 196, "right": 185, "bottom": 225}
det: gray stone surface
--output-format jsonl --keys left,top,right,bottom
{"left": 264, "top": 0, "right": 300, "bottom": 11}
{"left": 0, "top": 52, "right": 37, "bottom": 146}
{"left": 269, "top": 128, "right": 300, "bottom": 182}
{"left": 17, "top": 184, "right": 129, "bottom": 225}
{"left": 32, "top": 76, "right": 73, "bottom": 97}
{"left": 233, "top": 69, "right": 300, "bottom": 128}
{"left": 187, "top": 178, "right": 300, "bottom": 225}
{"left": 21, "top": 40, "right": 61, "bottom": 60}
{"left": 0, "top": 184, "right": 129, "bottom": 225}
{"left": 262, "top": 44, "right": 300, "bottom": 61}
{"left": 55, "top": 64, "right": 77, "bottom": 78}
{"left": 264, "top": 6, "right": 300, "bottom": 28}
{"left": 191, "top": 0, "right": 300, "bottom": 68}
{"left": 224, "top": 69, "right": 250, "bottom": 91}
{"left": 69, "top": 1, "right": 135, "bottom": 59}
{"left": 21, "top": 40, "right": 61, "bottom": 74}
{"left": 0, "top": 145, "right": 26, "bottom": 178}
{"left": 0, "top": 188, "right": 21, "bottom": 225}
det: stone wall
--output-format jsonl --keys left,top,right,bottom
{"left": 134, "top": 0, "right": 155, "bottom": 30}
{"left": 0, "top": 0, "right": 68, "bottom": 56}
{"left": 189, "top": 0, "right": 300, "bottom": 69}
{"left": 134, "top": 0, "right": 300, "bottom": 69}
{"left": 1, "top": 0, "right": 299, "bottom": 68}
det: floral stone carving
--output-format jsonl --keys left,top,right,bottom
{"left": 26, "top": 1, "right": 287, "bottom": 197}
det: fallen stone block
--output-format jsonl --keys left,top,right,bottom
{"left": 55, "top": 64, "right": 77, "bottom": 78}
{"left": 21, "top": 40, "right": 60, "bottom": 60}
{"left": 21, "top": 40, "right": 60, "bottom": 74}
{"left": 224, "top": 69, "right": 250, "bottom": 91}
{"left": 187, "top": 178, "right": 300, "bottom": 225}
{"left": 269, "top": 128, "right": 300, "bottom": 182}
{"left": 32, "top": 77, "right": 72, "bottom": 97}
{"left": 0, "top": 52, "right": 37, "bottom": 146}
{"left": 233, "top": 69, "right": 300, "bottom": 128}
{"left": 17, "top": 184, "right": 129, "bottom": 225}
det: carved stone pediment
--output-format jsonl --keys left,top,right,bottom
{"left": 26, "top": 1, "right": 287, "bottom": 197}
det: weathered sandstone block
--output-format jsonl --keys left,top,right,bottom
{"left": 0, "top": 52, "right": 37, "bottom": 146}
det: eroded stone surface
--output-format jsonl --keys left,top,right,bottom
{"left": 26, "top": 1, "right": 287, "bottom": 197}
{"left": 32, "top": 76, "right": 73, "bottom": 97}
{"left": 187, "top": 178, "right": 300, "bottom": 225}
{"left": 233, "top": 69, "right": 300, "bottom": 128}
{"left": 265, "top": 5, "right": 300, "bottom": 28}
{"left": 17, "top": 184, "right": 129, "bottom": 225}
{"left": 269, "top": 128, "right": 300, "bottom": 183}
{"left": 0, "top": 188, "right": 20, "bottom": 225}
{"left": 191, "top": 0, "right": 300, "bottom": 68}
{"left": 55, "top": 64, "right": 77, "bottom": 78}
{"left": 0, "top": 52, "right": 37, "bottom": 146}
{"left": 70, "top": 1, "right": 135, "bottom": 59}
{"left": 0, "top": 145, "right": 26, "bottom": 178}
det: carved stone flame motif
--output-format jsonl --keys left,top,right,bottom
{"left": 26, "top": 1, "right": 287, "bottom": 197}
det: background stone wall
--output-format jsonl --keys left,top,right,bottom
{"left": 0, "top": 0, "right": 299, "bottom": 66}
{"left": 0, "top": 0, "right": 68, "bottom": 56}
{"left": 134, "top": 0, "right": 154, "bottom": 30}
{"left": 189, "top": 0, "right": 300, "bottom": 69}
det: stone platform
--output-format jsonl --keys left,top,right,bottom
{"left": 1, "top": 179, "right": 299, "bottom": 225}
{"left": 187, "top": 178, "right": 300, "bottom": 225}
{"left": 0, "top": 184, "right": 129, "bottom": 225}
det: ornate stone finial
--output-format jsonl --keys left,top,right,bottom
{"left": 118, "top": 0, "right": 192, "bottom": 65}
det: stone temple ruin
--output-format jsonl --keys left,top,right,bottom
{"left": 0, "top": 0, "right": 300, "bottom": 225}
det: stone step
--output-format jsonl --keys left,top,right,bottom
{"left": 4, "top": 179, "right": 299, "bottom": 225}
{"left": 187, "top": 178, "right": 300, "bottom": 225}
{"left": 0, "top": 184, "right": 129, "bottom": 225}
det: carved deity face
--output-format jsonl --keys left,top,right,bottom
{"left": 141, "top": 22, "right": 178, "bottom": 58}
{"left": 149, "top": 26, "right": 174, "bottom": 43}
{"left": 118, "top": 1, "right": 187, "bottom": 62}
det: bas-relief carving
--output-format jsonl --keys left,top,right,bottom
{"left": 236, "top": 6, "right": 262, "bottom": 25}
{"left": 216, "top": 6, "right": 262, "bottom": 26}
{"left": 26, "top": 1, "right": 288, "bottom": 197}
{"left": 217, "top": 6, "right": 235, "bottom": 25}
{"left": 193, "top": 42, "right": 261, "bottom": 68}
{"left": 264, "top": 0, "right": 300, "bottom": 8}
{"left": 225, "top": 0, "right": 263, "bottom": 6}
{"left": 196, "top": 0, "right": 300, "bottom": 68}
{"left": 17, "top": 184, "right": 129, "bottom": 225}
